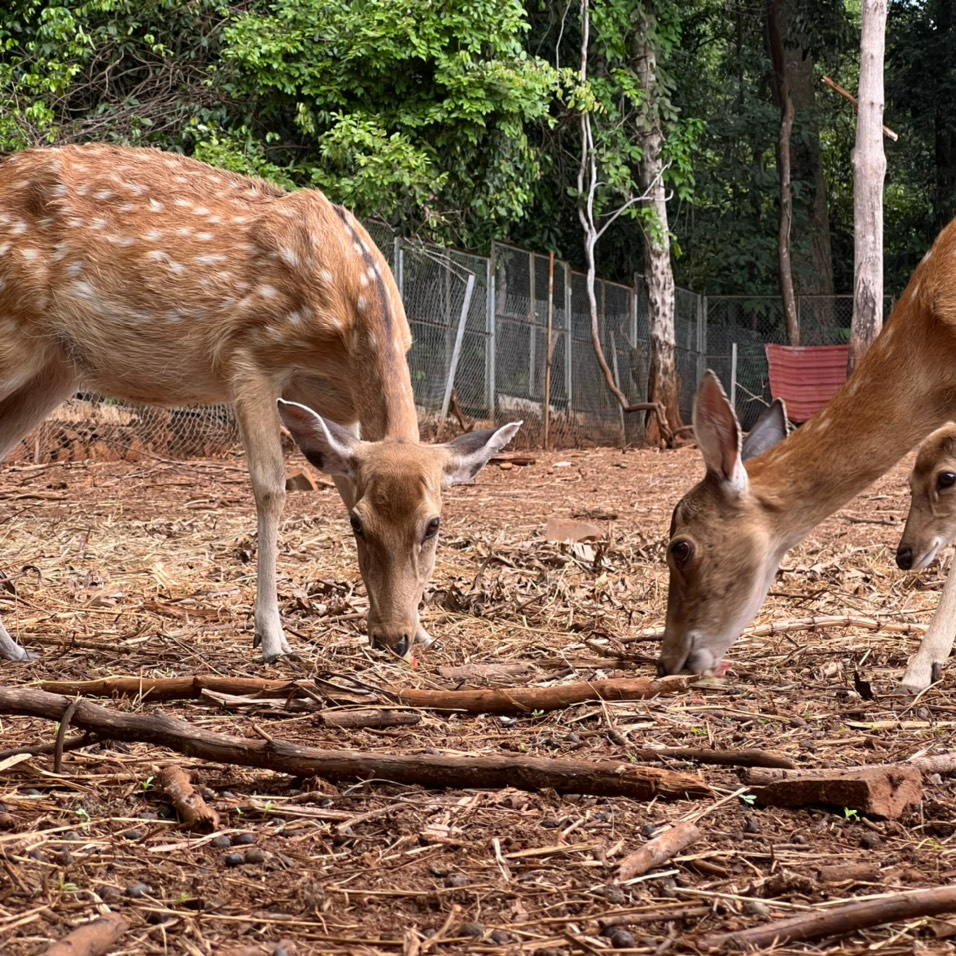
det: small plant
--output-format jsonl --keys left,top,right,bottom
{"left": 140, "top": 775, "right": 155, "bottom": 792}
{"left": 740, "top": 792, "right": 757, "bottom": 807}
{"left": 843, "top": 807, "right": 861, "bottom": 823}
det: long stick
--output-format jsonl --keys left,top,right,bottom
{"left": 822, "top": 75, "right": 899, "bottom": 141}
{"left": 703, "top": 885, "right": 956, "bottom": 950}
{"left": 0, "top": 686, "right": 711, "bottom": 800}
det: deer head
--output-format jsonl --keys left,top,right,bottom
{"left": 279, "top": 400, "right": 521, "bottom": 656}
{"left": 897, "top": 423, "right": 956, "bottom": 571}
{"left": 658, "top": 373, "right": 789, "bottom": 675}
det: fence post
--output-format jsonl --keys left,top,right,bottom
{"left": 565, "top": 262, "right": 573, "bottom": 412}
{"left": 487, "top": 244, "right": 497, "bottom": 419}
{"left": 730, "top": 341, "right": 738, "bottom": 413}
{"left": 439, "top": 272, "right": 476, "bottom": 430}
{"left": 528, "top": 249, "right": 537, "bottom": 403}
{"left": 698, "top": 294, "right": 708, "bottom": 388}
{"left": 394, "top": 235, "right": 403, "bottom": 298}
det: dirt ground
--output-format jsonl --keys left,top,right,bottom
{"left": 1, "top": 440, "right": 955, "bottom": 955}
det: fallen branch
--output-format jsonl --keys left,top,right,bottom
{"left": 44, "top": 912, "right": 129, "bottom": 956}
{"left": 37, "top": 674, "right": 697, "bottom": 716}
{"left": 632, "top": 747, "right": 795, "bottom": 770}
{"left": 157, "top": 766, "right": 220, "bottom": 832}
{"left": 0, "top": 686, "right": 711, "bottom": 800}
{"left": 702, "top": 885, "right": 956, "bottom": 950}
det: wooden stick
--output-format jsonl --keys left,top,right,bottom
{"left": 0, "top": 686, "right": 711, "bottom": 800}
{"left": 822, "top": 75, "right": 899, "bottom": 141}
{"left": 622, "top": 614, "right": 928, "bottom": 644}
{"left": 702, "top": 885, "right": 956, "bottom": 950}
{"left": 617, "top": 820, "right": 701, "bottom": 881}
{"left": 37, "top": 673, "right": 698, "bottom": 715}
{"left": 157, "top": 766, "right": 221, "bottom": 832}
{"left": 44, "top": 912, "right": 129, "bottom": 956}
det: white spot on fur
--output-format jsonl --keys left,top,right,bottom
{"left": 196, "top": 232, "right": 215, "bottom": 241}
{"left": 149, "top": 198, "right": 163, "bottom": 212}
{"left": 352, "top": 241, "right": 365, "bottom": 258}
{"left": 10, "top": 221, "right": 28, "bottom": 236}
{"left": 360, "top": 272, "right": 370, "bottom": 287}
{"left": 279, "top": 247, "right": 300, "bottom": 268}
{"left": 71, "top": 280, "right": 97, "bottom": 299}
{"left": 94, "top": 190, "right": 114, "bottom": 202}
{"left": 357, "top": 294, "right": 368, "bottom": 312}
{"left": 66, "top": 261, "right": 84, "bottom": 277}
{"left": 330, "top": 317, "right": 344, "bottom": 331}
{"left": 196, "top": 253, "right": 228, "bottom": 265}
{"left": 321, "top": 269, "right": 334, "bottom": 284}
{"left": 91, "top": 218, "right": 107, "bottom": 230}
{"left": 19, "top": 247, "right": 39, "bottom": 263}
{"left": 259, "top": 284, "right": 278, "bottom": 299}
{"left": 0, "top": 242, "right": 11, "bottom": 256}
{"left": 176, "top": 226, "right": 194, "bottom": 237}
{"left": 192, "top": 207, "right": 211, "bottom": 216}
{"left": 144, "top": 228, "right": 162, "bottom": 242}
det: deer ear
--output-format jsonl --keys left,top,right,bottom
{"left": 442, "top": 422, "right": 522, "bottom": 486}
{"left": 693, "top": 372, "right": 747, "bottom": 491}
{"left": 742, "top": 398, "right": 788, "bottom": 462}
{"left": 277, "top": 399, "right": 357, "bottom": 477}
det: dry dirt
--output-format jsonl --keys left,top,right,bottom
{"left": 1, "top": 441, "right": 955, "bottom": 955}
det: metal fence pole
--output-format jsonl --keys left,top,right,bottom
{"left": 730, "top": 341, "right": 738, "bottom": 411}
{"left": 439, "top": 272, "right": 476, "bottom": 427}
{"left": 698, "top": 294, "right": 707, "bottom": 387}
{"left": 487, "top": 244, "right": 497, "bottom": 419}
{"left": 394, "top": 235, "right": 403, "bottom": 297}
{"left": 565, "top": 262, "right": 573, "bottom": 410}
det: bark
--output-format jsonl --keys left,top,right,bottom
{"left": 158, "top": 765, "right": 221, "bottom": 832}
{"left": 632, "top": 22, "right": 683, "bottom": 443}
{"left": 848, "top": 0, "right": 888, "bottom": 374}
{"left": 617, "top": 820, "right": 701, "bottom": 880}
{"left": 0, "top": 685, "right": 712, "bottom": 800}
{"left": 784, "top": 4, "right": 835, "bottom": 330}
{"left": 768, "top": 0, "right": 800, "bottom": 345}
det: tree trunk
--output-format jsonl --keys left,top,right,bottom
{"left": 632, "top": 24, "right": 682, "bottom": 445}
{"left": 784, "top": 3, "right": 835, "bottom": 336}
{"left": 849, "top": 0, "right": 887, "bottom": 375}
{"left": 768, "top": 0, "right": 800, "bottom": 346}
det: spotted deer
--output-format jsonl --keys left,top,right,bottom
{"left": 0, "top": 144, "right": 520, "bottom": 663}
{"left": 657, "top": 217, "right": 956, "bottom": 678}
{"left": 894, "top": 423, "right": 956, "bottom": 691}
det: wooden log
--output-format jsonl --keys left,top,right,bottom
{"left": 0, "top": 686, "right": 711, "bottom": 800}
{"left": 44, "top": 912, "right": 129, "bottom": 956}
{"left": 753, "top": 764, "right": 921, "bottom": 820}
{"left": 703, "top": 885, "right": 956, "bottom": 950}
{"left": 158, "top": 766, "right": 220, "bottom": 832}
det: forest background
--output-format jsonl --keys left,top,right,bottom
{"left": 0, "top": 0, "right": 950, "bottom": 327}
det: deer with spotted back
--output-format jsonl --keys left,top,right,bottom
{"left": 0, "top": 144, "right": 520, "bottom": 663}
{"left": 657, "top": 217, "right": 956, "bottom": 679}
{"left": 894, "top": 423, "right": 956, "bottom": 691}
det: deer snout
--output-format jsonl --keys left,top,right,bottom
{"left": 369, "top": 629, "right": 412, "bottom": 658}
{"left": 896, "top": 545, "right": 914, "bottom": 570}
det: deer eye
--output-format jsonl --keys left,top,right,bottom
{"left": 423, "top": 516, "right": 441, "bottom": 541}
{"left": 669, "top": 539, "right": 694, "bottom": 567}
{"left": 939, "top": 472, "right": 956, "bottom": 490}
{"left": 349, "top": 513, "right": 364, "bottom": 537}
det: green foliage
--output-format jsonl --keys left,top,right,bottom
{"left": 219, "top": 0, "right": 569, "bottom": 245}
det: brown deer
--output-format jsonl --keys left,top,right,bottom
{"left": 0, "top": 144, "right": 520, "bottom": 663}
{"left": 895, "top": 422, "right": 956, "bottom": 691}
{"left": 657, "top": 219, "right": 956, "bottom": 678}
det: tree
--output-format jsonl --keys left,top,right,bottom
{"left": 848, "top": 0, "right": 887, "bottom": 373}
{"left": 632, "top": 8, "right": 683, "bottom": 441}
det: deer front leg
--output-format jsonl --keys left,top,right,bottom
{"left": 899, "top": 560, "right": 956, "bottom": 693}
{"left": 232, "top": 380, "right": 292, "bottom": 663}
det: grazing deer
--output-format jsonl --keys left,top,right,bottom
{"left": 0, "top": 144, "right": 520, "bottom": 663}
{"left": 657, "top": 220, "right": 956, "bottom": 676}
{"left": 895, "top": 423, "right": 956, "bottom": 691}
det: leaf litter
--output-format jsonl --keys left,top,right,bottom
{"left": 0, "top": 445, "right": 954, "bottom": 954}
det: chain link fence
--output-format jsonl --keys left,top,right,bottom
{"left": 11, "top": 219, "right": 887, "bottom": 463}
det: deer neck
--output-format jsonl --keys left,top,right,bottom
{"left": 747, "top": 286, "right": 956, "bottom": 548}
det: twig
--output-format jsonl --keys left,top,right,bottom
{"left": 617, "top": 820, "right": 701, "bottom": 881}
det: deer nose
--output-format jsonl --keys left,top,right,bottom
{"left": 371, "top": 632, "right": 411, "bottom": 658}
{"left": 896, "top": 546, "right": 913, "bottom": 570}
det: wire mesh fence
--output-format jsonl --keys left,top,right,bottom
{"left": 11, "top": 218, "right": 889, "bottom": 464}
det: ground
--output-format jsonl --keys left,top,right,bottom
{"left": 0, "top": 443, "right": 954, "bottom": 955}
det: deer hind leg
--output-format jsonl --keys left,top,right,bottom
{"left": 232, "top": 376, "right": 292, "bottom": 663}
{"left": 0, "top": 359, "right": 78, "bottom": 660}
